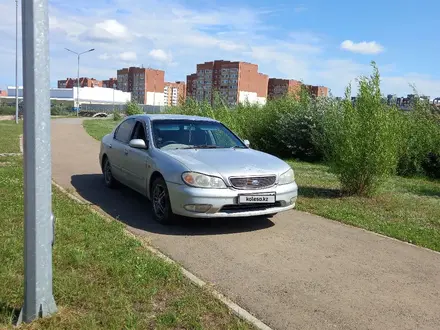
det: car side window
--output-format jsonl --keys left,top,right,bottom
{"left": 114, "top": 118, "right": 135, "bottom": 143}
{"left": 131, "top": 121, "right": 147, "bottom": 143}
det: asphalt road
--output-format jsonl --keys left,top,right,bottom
{"left": 51, "top": 118, "right": 440, "bottom": 330}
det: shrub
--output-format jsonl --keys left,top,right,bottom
{"left": 319, "top": 62, "right": 403, "bottom": 196}
{"left": 273, "top": 88, "right": 326, "bottom": 161}
{"left": 0, "top": 105, "right": 15, "bottom": 115}
{"left": 113, "top": 110, "right": 123, "bottom": 121}
{"left": 125, "top": 101, "right": 143, "bottom": 116}
{"left": 50, "top": 103, "right": 71, "bottom": 116}
{"left": 397, "top": 97, "right": 440, "bottom": 176}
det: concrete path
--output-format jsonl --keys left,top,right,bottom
{"left": 51, "top": 118, "right": 440, "bottom": 330}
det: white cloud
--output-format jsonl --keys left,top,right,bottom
{"left": 99, "top": 51, "right": 137, "bottom": 62}
{"left": 148, "top": 49, "right": 172, "bottom": 63}
{"left": 83, "top": 19, "right": 131, "bottom": 43}
{"left": 118, "top": 51, "right": 137, "bottom": 61}
{"left": 340, "top": 40, "right": 384, "bottom": 55}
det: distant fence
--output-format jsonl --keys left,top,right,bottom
{"left": 80, "top": 103, "right": 166, "bottom": 114}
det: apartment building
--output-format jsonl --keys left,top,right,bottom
{"left": 164, "top": 81, "right": 186, "bottom": 106}
{"left": 116, "top": 67, "right": 165, "bottom": 105}
{"left": 186, "top": 73, "right": 197, "bottom": 100}
{"left": 268, "top": 78, "right": 302, "bottom": 99}
{"left": 186, "top": 60, "right": 268, "bottom": 106}
{"left": 57, "top": 77, "right": 102, "bottom": 88}
{"left": 102, "top": 78, "right": 117, "bottom": 88}
{"left": 306, "top": 85, "right": 328, "bottom": 98}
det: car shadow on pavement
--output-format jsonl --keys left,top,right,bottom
{"left": 70, "top": 174, "right": 275, "bottom": 236}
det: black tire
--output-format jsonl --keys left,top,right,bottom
{"left": 151, "top": 177, "right": 175, "bottom": 224}
{"left": 103, "top": 157, "right": 118, "bottom": 189}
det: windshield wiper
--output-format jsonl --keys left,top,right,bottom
{"left": 230, "top": 145, "right": 247, "bottom": 149}
{"left": 182, "top": 145, "right": 220, "bottom": 149}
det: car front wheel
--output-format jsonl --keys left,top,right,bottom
{"left": 151, "top": 177, "right": 175, "bottom": 224}
{"left": 103, "top": 157, "right": 117, "bottom": 189}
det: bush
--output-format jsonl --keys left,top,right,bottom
{"left": 125, "top": 101, "right": 143, "bottom": 116}
{"left": 319, "top": 62, "right": 404, "bottom": 196}
{"left": 113, "top": 110, "right": 122, "bottom": 121}
{"left": 50, "top": 103, "right": 72, "bottom": 116}
{"left": 397, "top": 97, "right": 440, "bottom": 176}
{"left": 273, "top": 88, "right": 327, "bottom": 161}
{"left": 0, "top": 105, "right": 15, "bottom": 115}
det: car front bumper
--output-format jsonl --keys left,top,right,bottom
{"left": 167, "top": 181, "right": 298, "bottom": 218}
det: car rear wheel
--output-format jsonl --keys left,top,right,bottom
{"left": 151, "top": 177, "right": 175, "bottom": 224}
{"left": 103, "top": 158, "right": 117, "bottom": 189}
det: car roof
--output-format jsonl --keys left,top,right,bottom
{"left": 128, "top": 114, "right": 219, "bottom": 123}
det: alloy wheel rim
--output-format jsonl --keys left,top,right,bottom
{"left": 105, "top": 161, "right": 112, "bottom": 184}
{"left": 153, "top": 185, "right": 167, "bottom": 219}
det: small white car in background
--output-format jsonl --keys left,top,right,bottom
{"left": 99, "top": 114, "right": 298, "bottom": 224}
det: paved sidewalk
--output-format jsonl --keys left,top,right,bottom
{"left": 51, "top": 118, "right": 440, "bottom": 330}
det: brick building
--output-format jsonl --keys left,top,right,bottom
{"left": 164, "top": 81, "right": 186, "bottom": 106}
{"left": 268, "top": 78, "right": 302, "bottom": 99}
{"left": 186, "top": 73, "right": 198, "bottom": 100}
{"left": 102, "top": 78, "right": 117, "bottom": 88}
{"left": 305, "top": 85, "right": 328, "bottom": 98}
{"left": 116, "top": 67, "right": 165, "bottom": 105}
{"left": 186, "top": 60, "right": 268, "bottom": 106}
{"left": 57, "top": 77, "right": 102, "bottom": 88}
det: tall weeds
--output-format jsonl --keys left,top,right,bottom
{"left": 168, "top": 62, "right": 439, "bottom": 193}
{"left": 319, "top": 62, "right": 403, "bottom": 195}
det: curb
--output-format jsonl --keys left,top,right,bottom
{"left": 0, "top": 153, "right": 21, "bottom": 157}
{"left": 51, "top": 180, "right": 273, "bottom": 330}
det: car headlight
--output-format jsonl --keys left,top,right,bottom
{"left": 279, "top": 168, "right": 295, "bottom": 185}
{"left": 182, "top": 172, "right": 227, "bottom": 189}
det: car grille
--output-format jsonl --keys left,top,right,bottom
{"left": 229, "top": 175, "right": 276, "bottom": 190}
{"left": 220, "top": 202, "right": 282, "bottom": 213}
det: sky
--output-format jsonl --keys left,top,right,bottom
{"left": 0, "top": 0, "right": 440, "bottom": 98}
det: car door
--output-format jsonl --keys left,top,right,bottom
{"left": 124, "top": 119, "right": 153, "bottom": 194}
{"left": 108, "top": 118, "right": 136, "bottom": 185}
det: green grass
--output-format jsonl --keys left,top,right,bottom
{"left": 290, "top": 160, "right": 440, "bottom": 251}
{"left": 82, "top": 119, "right": 118, "bottom": 141}
{"left": 0, "top": 155, "right": 251, "bottom": 329}
{"left": 83, "top": 119, "right": 440, "bottom": 252}
{"left": 0, "top": 121, "right": 22, "bottom": 153}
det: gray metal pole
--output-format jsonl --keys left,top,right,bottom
{"left": 64, "top": 48, "right": 94, "bottom": 116}
{"left": 76, "top": 54, "right": 79, "bottom": 117}
{"left": 18, "top": 0, "right": 57, "bottom": 323}
{"left": 15, "top": 0, "right": 19, "bottom": 124}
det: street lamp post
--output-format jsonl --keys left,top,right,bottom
{"left": 64, "top": 48, "right": 94, "bottom": 116}
{"left": 15, "top": 0, "right": 19, "bottom": 124}
{"left": 112, "top": 83, "right": 116, "bottom": 111}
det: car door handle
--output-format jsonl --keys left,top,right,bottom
{"left": 124, "top": 149, "right": 129, "bottom": 155}
{"left": 109, "top": 144, "right": 112, "bottom": 149}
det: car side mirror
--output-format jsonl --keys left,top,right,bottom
{"left": 129, "top": 139, "right": 147, "bottom": 149}
{"left": 243, "top": 139, "right": 250, "bottom": 148}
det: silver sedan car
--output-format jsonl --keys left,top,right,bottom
{"left": 99, "top": 114, "right": 298, "bottom": 224}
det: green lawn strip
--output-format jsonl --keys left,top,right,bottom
{"left": 0, "top": 121, "right": 22, "bottom": 153}
{"left": 82, "top": 120, "right": 440, "bottom": 252}
{"left": 289, "top": 160, "right": 440, "bottom": 252}
{"left": 0, "top": 156, "right": 250, "bottom": 330}
{"left": 82, "top": 119, "right": 117, "bottom": 141}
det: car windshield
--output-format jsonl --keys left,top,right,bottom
{"left": 151, "top": 119, "right": 246, "bottom": 150}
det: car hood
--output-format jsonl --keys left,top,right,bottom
{"left": 162, "top": 148, "right": 290, "bottom": 180}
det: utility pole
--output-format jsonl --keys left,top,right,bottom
{"left": 112, "top": 83, "right": 116, "bottom": 111}
{"left": 15, "top": 0, "right": 19, "bottom": 124}
{"left": 65, "top": 48, "right": 95, "bottom": 116}
{"left": 18, "top": 0, "right": 57, "bottom": 323}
